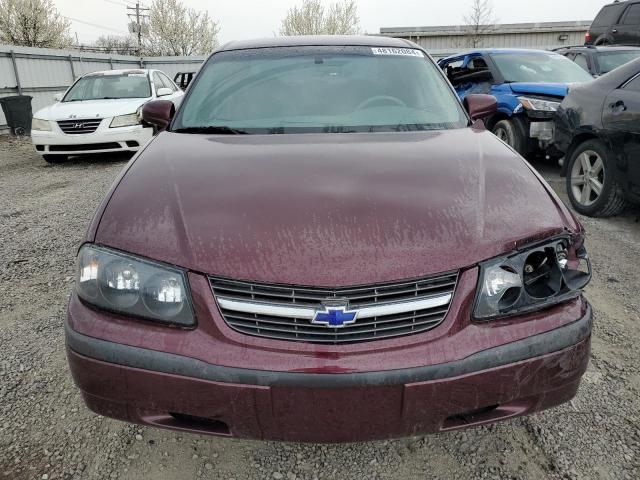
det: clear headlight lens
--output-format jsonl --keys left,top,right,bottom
{"left": 76, "top": 245, "right": 195, "bottom": 326}
{"left": 474, "top": 236, "right": 591, "bottom": 320}
{"left": 517, "top": 96, "right": 561, "bottom": 112}
{"left": 109, "top": 111, "right": 141, "bottom": 128}
{"left": 32, "top": 117, "right": 52, "bottom": 131}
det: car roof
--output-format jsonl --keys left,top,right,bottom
{"left": 83, "top": 69, "right": 152, "bottom": 77}
{"left": 218, "top": 35, "right": 417, "bottom": 52}
{"left": 601, "top": 0, "right": 640, "bottom": 5}
{"left": 557, "top": 45, "right": 640, "bottom": 52}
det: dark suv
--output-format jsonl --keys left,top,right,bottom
{"left": 555, "top": 45, "right": 640, "bottom": 76}
{"left": 586, "top": 0, "right": 640, "bottom": 46}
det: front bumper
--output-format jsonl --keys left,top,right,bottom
{"left": 66, "top": 304, "right": 592, "bottom": 443}
{"left": 31, "top": 123, "right": 153, "bottom": 156}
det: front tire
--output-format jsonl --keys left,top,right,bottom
{"left": 43, "top": 155, "right": 66, "bottom": 164}
{"left": 565, "top": 139, "right": 629, "bottom": 217}
{"left": 492, "top": 118, "right": 527, "bottom": 156}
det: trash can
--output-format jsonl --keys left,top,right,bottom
{"left": 0, "top": 95, "right": 33, "bottom": 136}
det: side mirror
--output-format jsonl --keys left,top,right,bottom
{"left": 156, "top": 87, "right": 173, "bottom": 97}
{"left": 54, "top": 93, "right": 64, "bottom": 102}
{"left": 464, "top": 94, "right": 498, "bottom": 121}
{"left": 141, "top": 100, "right": 175, "bottom": 132}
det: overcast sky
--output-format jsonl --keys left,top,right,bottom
{"left": 54, "top": 0, "right": 608, "bottom": 45}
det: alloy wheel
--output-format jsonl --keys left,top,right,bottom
{"left": 570, "top": 150, "right": 605, "bottom": 207}
{"left": 494, "top": 126, "right": 511, "bottom": 145}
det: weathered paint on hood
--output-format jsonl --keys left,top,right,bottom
{"left": 508, "top": 82, "right": 569, "bottom": 98}
{"left": 93, "top": 128, "right": 577, "bottom": 286}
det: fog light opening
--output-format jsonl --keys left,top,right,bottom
{"left": 168, "top": 412, "right": 230, "bottom": 435}
{"left": 443, "top": 405, "right": 500, "bottom": 430}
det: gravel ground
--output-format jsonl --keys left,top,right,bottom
{"left": 1, "top": 136, "right": 639, "bottom": 480}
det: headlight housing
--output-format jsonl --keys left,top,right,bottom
{"left": 76, "top": 245, "right": 195, "bottom": 326}
{"left": 474, "top": 236, "right": 591, "bottom": 320}
{"left": 517, "top": 96, "right": 561, "bottom": 112}
{"left": 109, "top": 109, "right": 142, "bottom": 128}
{"left": 32, "top": 117, "right": 52, "bottom": 131}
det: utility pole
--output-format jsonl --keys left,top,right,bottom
{"left": 127, "top": 2, "right": 150, "bottom": 56}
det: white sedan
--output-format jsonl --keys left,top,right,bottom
{"left": 31, "top": 69, "right": 184, "bottom": 163}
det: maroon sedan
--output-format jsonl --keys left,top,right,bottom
{"left": 67, "top": 36, "right": 593, "bottom": 443}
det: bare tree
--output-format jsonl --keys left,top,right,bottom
{"left": 143, "top": 0, "right": 220, "bottom": 56}
{"left": 463, "top": 0, "right": 497, "bottom": 48}
{"left": 326, "top": 0, "right": 359, "bottom": 35}
{"left": 280, "top": 0, "right": 359, "bottom": 36}
{"left": 94, "top": 35, "right": 137, "bottom": 55}
{"left": 0, "top": 0, "right": 73, "bottom": 48}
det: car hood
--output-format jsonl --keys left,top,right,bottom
{"left": 34, "top": 97, "right": 150, "bottom": 121}
{"left": 508, "top": 82, "right": 569, "bottom": 98}
{"left": 94, "top": 129, "right": 578, "bottom": 286}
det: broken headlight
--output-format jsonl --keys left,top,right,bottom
{"left": 474, "top": 236, "right": 591, "bottom": 320}
{"left": 517, "top": 96, "right": 561, "bottom": 112}
{"left": 76, "top": 244, "right": 195, "bottom": 326}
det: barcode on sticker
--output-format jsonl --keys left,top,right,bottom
{"left": 371, "top": 47, "right": 424, "bottom": 57}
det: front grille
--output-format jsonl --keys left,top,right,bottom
{"left": 210, "top": 273, "right": 457, "bottom": 344}
{"left": 57, "top": 119, "right": 103, "bottom": 134}
{"left": 49, "top": 142, "right": 121, "bottom": 152}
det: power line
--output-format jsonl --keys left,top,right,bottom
{"left": 99, "top": 0, "right": 139, "bottom": 7}
{"left": 64, "top": 16, "right": 129, "bottom": 34}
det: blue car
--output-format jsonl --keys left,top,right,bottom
{"left": 438, "top": 49, "right": 594, "bottom": 157}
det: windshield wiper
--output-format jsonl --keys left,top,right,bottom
{"left": 172, "top": 126, "right": 249, "bottom": 135}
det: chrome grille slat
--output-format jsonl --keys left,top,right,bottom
{"left": 229, "top": 318, "right": 441, "bottom": 338}
{"left": 212, "top": 277, "right": 457, "bottom": 307}
{"left": 57, "top": 119, "right": 103, "bottom": 134}
{"left": 214, "top": 275, "right": 456, "bottom": 294}
{"left": 221, "top": 307, "right": 449, "bottom": 330}
{"left": 225, "top": 316, "right": 444, "bottom": 337}
{"left": 210, "top": 272, "right": 457, "bottom": 345}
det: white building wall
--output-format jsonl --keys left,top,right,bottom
{"left": 382, "top": 21, "right": 590, "bottom": 51}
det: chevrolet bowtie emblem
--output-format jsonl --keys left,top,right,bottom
{"left": 312, "top": 303, "right": 358, "bottom": 328}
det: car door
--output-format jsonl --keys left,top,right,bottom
{"left": 602, "top": 72, "right": 640, "bottom": 193}
{"left": 158, "top": 72, "right": 184, "bottom": 105}
{"left": 611, "top": 3, "right": 640, "bottom": 45}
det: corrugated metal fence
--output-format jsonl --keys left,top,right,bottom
{"left": 0, "top": 44, "right": 206, "bottom": 131}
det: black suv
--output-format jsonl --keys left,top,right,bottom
{"left": 586, "top": 1, "right": 640, "bottom": 46}
{"left": 555, "top": 45, "right": 640, "bottom": 76}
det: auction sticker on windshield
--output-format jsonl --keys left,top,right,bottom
{"left": 371, "top": 47, "right": 424, "bottom": 57}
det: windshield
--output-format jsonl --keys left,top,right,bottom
{"left": 598, "top": 50, "right": 640, "bottom": 74}
{"left": 490, "top": 52, "right": 594, "bottom": 83}
{"left": 173, "top": 46, "right": 468, "bottom": 134}
{"left": 64, "top": 72, "right": 151, "bottom": 101}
